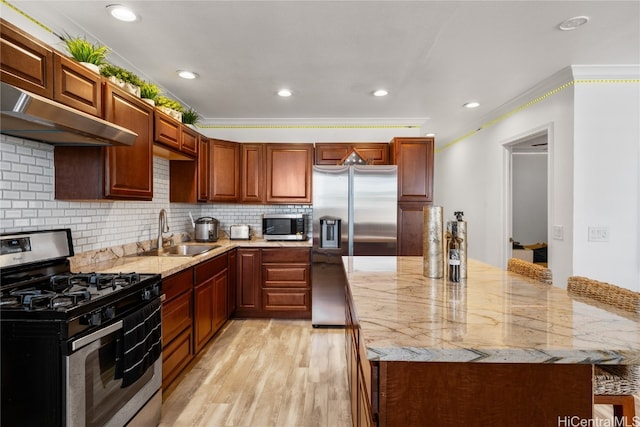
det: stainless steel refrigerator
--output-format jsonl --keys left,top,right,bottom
{"left": 312, "top": 164, "right": 397, "bottom": 326}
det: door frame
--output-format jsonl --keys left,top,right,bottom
{"left": 501, "top": 123, "right": 553, "bottom": 268}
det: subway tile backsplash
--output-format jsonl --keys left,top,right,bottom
{"left": 0, "top": 135, "right": 311, "bottom": 253}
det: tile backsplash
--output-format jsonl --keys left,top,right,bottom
{"left": 0, "top": 135, "right": 311, "bottom": 253}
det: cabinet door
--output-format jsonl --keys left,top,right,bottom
{"left": 197, "top": 138, "right": 210, "bottom": 202}
{"left": 181, "top": 125, "right": 199, "bottom": 157}
{"left": 212, "top": 269, "right": 228, "bottom": 333}
{"left": 194, "top": 278, "right": 215, "bottom": 353}
{"left": 53, "top": 53, "right": 102, "bottom": 117}
{"left": 355, "top": 143, "right": 389, "bottom": 165}
{"left": 103, "top": 83, "right": 153, "bottom": 200}
{"left": 235, "top": 248, "right": 261, "bottom": 315}
{"left": 397, "top": 202, "right": 428, "bottom": 256}
{"left": 154, "top": 109, "right": 181, "bottom": 151}
{"left": 391, "top": 137, "right": 434, "bottom": 202}
{"left": 209, "top": 139, "right": 240, "bottom": 202}
{"left": 266, "top": 144, "right": 313, "bottom": 204}
{"left": 314, "top": 143, "right": 350, "bottom": 165}
{"left": 240, "top": 144, "right": 265, "bottom": 203}
{"left": 227, "top": 250, "right": 237, "bottom": 316}
{"left": 0, "top": 18, "right": 53, "bottom": 98}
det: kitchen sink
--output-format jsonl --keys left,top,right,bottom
{"left": 136, "top": 244, "right": 221, "bottom": 257}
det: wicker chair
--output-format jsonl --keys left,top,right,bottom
{"left": 567, "top": 276, "right": 640, "bottom": 425}
{"left": 507, "top": 258, "right": 553, "bottom": 284}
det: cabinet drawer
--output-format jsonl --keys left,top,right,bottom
{"left": 261, "top": 247, "right": 310, "bottom": 263}
{"left": 262, "top": 264, "right": 309, "bottom": 287}
{"left": 262, "top": 289, "right": 310, "bottom": 311}
{"left": 162, "top": 327, "right": 193, "bottom": 389}
{"left": 194, "top": 253, "right": 227, "bottom": 284}
{"left": 163, "top": 269, "right": 193, "bottom": 302}
{"left": 162, "top": 290, "right": 192, "bottom": 344}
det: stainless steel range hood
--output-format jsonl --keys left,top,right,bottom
{"left": 1, "top": 82, "right": 137, "bottom": 146}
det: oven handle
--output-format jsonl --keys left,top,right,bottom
{"left": 71, "top": 320, "right": 123, "bottom": 352}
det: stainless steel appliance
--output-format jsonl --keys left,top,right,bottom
{"left": 194, "top": 217, "right": 220, "bottom": 242}
{"left": 262, "top": 213, "right": 307, "bottom": 241}
{"left": 0, "top": 229, "right": 162, "bottom": 427}
{"left": 230, "top": 224, "right": 250, "bottom": 240}
{"left": 312, "top": 165, "right": 397, "bottom": 326}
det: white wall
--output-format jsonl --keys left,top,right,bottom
{"left": 435, "top": 66, "right": 640, "bottom": 292}
{"left": 512, "top": 153, "right": 548, "bottom": 245}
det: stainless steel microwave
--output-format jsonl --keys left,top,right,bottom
{"left": 262, "top": 214, "right": 307, "bottom": 241}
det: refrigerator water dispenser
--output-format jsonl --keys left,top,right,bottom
{"left": 320, "top": 217, "right": 341, "bottom": 248}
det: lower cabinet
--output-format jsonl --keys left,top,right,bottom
{"left": 193, "top": 253, "right": 229, "bottom": 354}
{"left": 234, "top": 247, "right": 311, "bottom": 319}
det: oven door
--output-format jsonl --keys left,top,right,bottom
{"left": 65, "top": 318, "right": 162, "bottom": 427}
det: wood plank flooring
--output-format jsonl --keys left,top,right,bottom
{"left": 160, "top": 319, "right": 352, "bottom": 427}
{"left": 160, "top": 318, "right": 639, "bottom": 427}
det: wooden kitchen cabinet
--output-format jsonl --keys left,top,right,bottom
{"left": 53, "top": 52, "right": 102, "bottom": 117}
{"left": 162, "top": 269, "right": 194, "bottom": 390}
{"left": 209, "top": 139, "right": 240, "bottom": 202}
{"left": 391, "top": 137, "right": 435, "bottom": 256}
{"left": 54, "top": 81, "right": 154, "bottom": 200}
{"left": 0, "top": 18, "right": 53, "bottom": 98}
{"left": 235, "top": 248, "right": 261, "bottom": 317}
{"left": 240, "top": 143, "right": 265, "bottom": 203}
{"left": 266, "top": 144, "right": 313, "bottom": 204}
{"left": 197, "top": 137, "right": 210, "bottom": 202}
{"left": 227, "top": 249, "right": 237, "bottom": 316}
{"left": 261, "top": 248, "right": 311, "bottom": 317}
{"left": 193, "top": 253, "right": 228, "bottom": 354}
{"left": 315, "top": 143, "right": 389, "bottom": 165}
{"left": 154, "top": 109, "right": 181, "bottom": 151}
{"left": 391, "top": 137, "right": 434, "bottom": 202}
{"left": 168, "top": 135, "right": 207, "bottom": 203}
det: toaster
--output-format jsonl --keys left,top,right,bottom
{"left": 229, "top": 224, "right": 250, "bottom": 240}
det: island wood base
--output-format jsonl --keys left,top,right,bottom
{"left": 375, "top": 362, "right": 593, "bottom": 427}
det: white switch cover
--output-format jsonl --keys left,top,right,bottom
{"left": 588, "top": 226, "right": 610, "bottom": 242}
{"left": 552, "top": 225, "right": 564, "bottom": 240}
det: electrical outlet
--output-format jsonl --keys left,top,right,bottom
{"left": 552, "top": 225, "right": 564, "bottom": 240}
{"left": 588, "top": 226, "right": 610, "bottom": 242}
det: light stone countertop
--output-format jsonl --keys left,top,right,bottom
{"left": 343, "top": 256, "right": 640, "bottom": 364}
{"left": 71, "top": 238, "right": 311, "bottom": 278}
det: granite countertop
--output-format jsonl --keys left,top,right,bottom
{"left": 343, "top": 256, "right": 640, "bottom": 364}
{"left": 71, "top": 238, "right": 311, "bottom": 278}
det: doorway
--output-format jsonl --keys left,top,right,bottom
{"left": 505, "top": 130, "right": 549, "bottom": 265}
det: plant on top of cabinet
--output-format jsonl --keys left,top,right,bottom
{"left": 62, "top": 34, "right": 108, "bottom": 72}
{"left": 182, "top": 108, "right": 199, "bottom": 125}
{"left": 100, "top": 63, "right": 143, "bottom": 97}
{"left": 155, "top": 95, "right": 184, "bottom": 122}
{"left": 140, "top": 81, "right": 161, "bottom": 105}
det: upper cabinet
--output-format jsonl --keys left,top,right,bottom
{"left": 240, "top": 143, "right": 265, "bottom": 203}
{"left": 315, "top": 143, "right": 389, "bottom": 165}
{"left": 153, "top": 109, "right": 198, "bottom": 159}
{"left": 0, "top": 19, "right": 53, "bottom": 98}
{"left": 266, "top": 144, "right": 313, "bottom": 204}
{"left": 53, "top": 52, "right": 102, "bottom": 117}
{"left": 209, "top": 139, "right": 240, "bottom": 202}
{"left": 55, "top": 82, "right": 154, "bottom": 200}
{"left": 391, "top": 137, "right": 434, "bottom": 202}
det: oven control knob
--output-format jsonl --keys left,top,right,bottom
{"left": 89, "top": 311, "right": 102, "bottom": 326}
{"left": 104, "top": 306, "right": 115, "bottom": 320}
{"left": 142, "top": 289, "right": 151, "bottom": 300}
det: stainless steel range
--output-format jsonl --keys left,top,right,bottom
{"left": 0, "top": 229, "right": 163, "bottom": 427}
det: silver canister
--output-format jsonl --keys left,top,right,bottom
{"left": 423, "top": 205, "right": 444, "bottom": 278}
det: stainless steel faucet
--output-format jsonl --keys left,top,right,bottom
{"left": 158, "top": 209, "right": 169, "bottom": 249}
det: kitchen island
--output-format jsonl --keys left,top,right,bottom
{"left": 343, "top": 257, "right": 640, "bottom": 427}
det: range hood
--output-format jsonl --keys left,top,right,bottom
{"left": 1, "top": 82, "right": 137, "bottom": 146}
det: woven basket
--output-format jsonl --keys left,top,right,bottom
{"left": 567, "top": 276, "right": 640, "bottom": 314}
{"left": 594, "top": 365, "right": 640, "bottom": 395}
{"left": 507, "top": 258, "right": 553, "bottom": 284}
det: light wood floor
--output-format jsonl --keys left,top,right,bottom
{"left": 160, "top": 318, "right": 638, "bottom": 427}
{"left": 160, "top": 319, "right": 352, "bottom": 427}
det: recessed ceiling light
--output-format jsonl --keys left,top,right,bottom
{"left": 277, "top": 89, "right": 292, "bottom": 97}
{"left": 463, "top": 101, "right": 480, "bottom": 109}
{"left": 106, "top": 4, "right": 138, "bottom": 22}
{"left": 373, "top": 89, "right": 388, "bottom": 97}
{"left": 177, "top": 70, "right": 198, "bottom": 79}
{"left": 425, "top": 133, "right": 436, "bottom": 137}
{"left": 558, "top": 16, "right": 590, "bottom": 31}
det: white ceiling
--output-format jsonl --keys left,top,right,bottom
{"left": 5, "top": 1, "right": 640, "bottom": 146}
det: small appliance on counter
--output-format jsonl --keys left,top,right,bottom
{"left": 229, "top": 224, "right": 250, "bottom": 240}
{"left": 190, "top": 212, "right": 220, "bottom": 242}
{"left": 262, "top": 213, "right": 306, "bottom": 241}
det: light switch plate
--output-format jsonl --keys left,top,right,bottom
{"left": 588, "top": 226, "right": 610, "bottom": 242}
{"left": 552, "top": 225, "right": 564, "bottom": 240}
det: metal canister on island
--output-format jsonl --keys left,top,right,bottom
{"left": 446, "top": 211, "right": 467, "bottom": 282}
